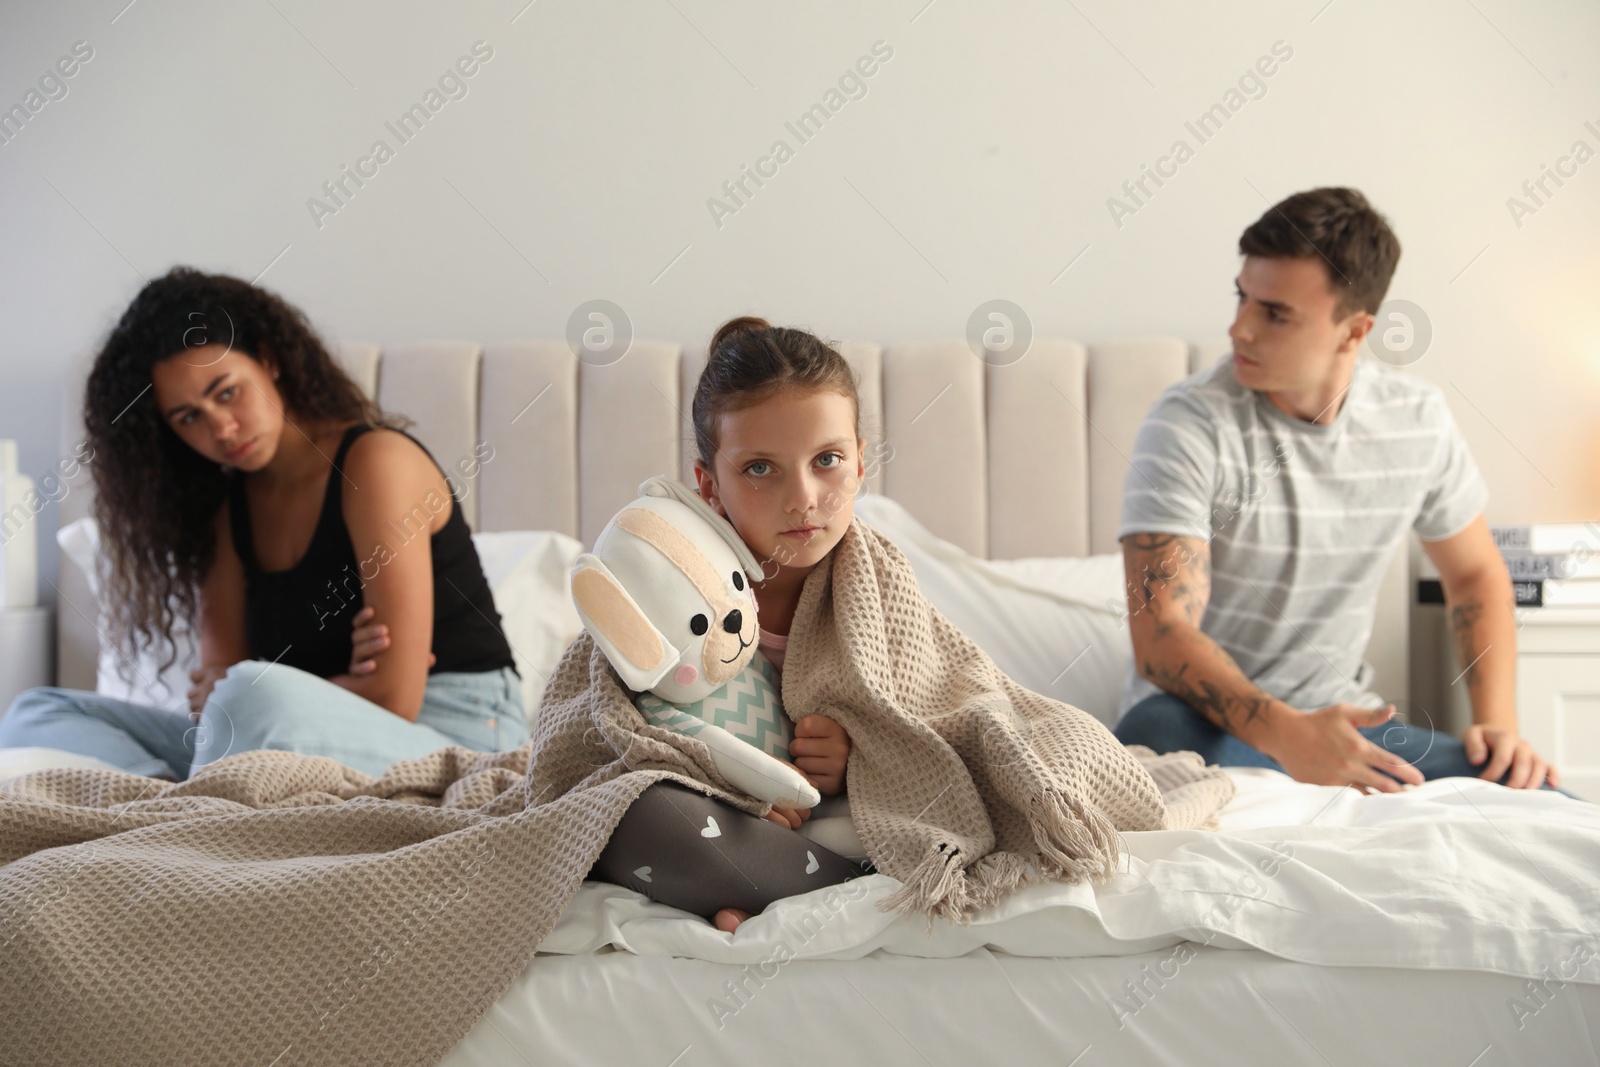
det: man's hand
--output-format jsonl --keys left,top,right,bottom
{"left": 1262, "top": 704, "right": 1426, "bottom": 793}
{"left": 1463, "top": 725, "right": 1556, "bottom": 790}
{"left": 187, "top": 664, "right": 231, "bottom": 720}
{"left": 349, "top": 605, "right": 435, "bottom": 675}
{"left": 788, "top": 714, "right": 851, "bottom": 795}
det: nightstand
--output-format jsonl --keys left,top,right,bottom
{"left": 0, "top": 606, "right": 54, "bottom": 718}
{"left": 1442, "top": 607, "right": 1600, "bottom": 798}
{"left": 1513, "top": 609, "right": 1600, "bottom": 799}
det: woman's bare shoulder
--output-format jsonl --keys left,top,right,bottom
{"left": 339, "top": 426, "right": 451, "bottom": 528}
{"left": 341, "top": 425, "right": 438, "bottom": 479}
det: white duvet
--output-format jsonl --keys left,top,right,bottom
{"left": 540, "top": 769, "right": 1600, "bottom": 985}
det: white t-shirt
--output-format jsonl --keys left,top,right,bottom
{"left": 1117, "top": 355, "right": 1489, "bottom": 717}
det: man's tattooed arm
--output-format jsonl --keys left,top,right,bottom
{"left": 1122, "top": 532, "right": 1211, "bottom": 634}
{"left": 1121, "top": 532, "right": 1284, "bottom": 741}
{"left": 1141, "top": 659, "right": 1275, "bottom": 736}
{"left": 1448, "top": 598, "right": 1487, "bottom": 694}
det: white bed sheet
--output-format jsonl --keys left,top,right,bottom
{"left": 443, "top": 938, "right": 1598, "bottom": 1067}
{"left": 444, "top": 770, "right": 1600, "bottom": 1066}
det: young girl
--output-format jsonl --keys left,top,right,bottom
{"left": 571, "top": 317, "right": 1210, "bottom": 929}
{"left": 0, "top": 267, "right": 527, "bottom": 780}
{"left": 587, "top": 316, "right": 868, "bottom": 931}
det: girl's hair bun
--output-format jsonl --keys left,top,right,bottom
{"left": 692, "top": 315, "right": 861, "bottom": 473}
{"left": 709, "top": 316, "right": 771, "bottom": 354}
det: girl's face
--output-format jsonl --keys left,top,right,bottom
{"left": 150, "top": 346, "right": 286, "bottom": 471}
{"left": 695, "top": 388, "right": 866, "bottom": 583}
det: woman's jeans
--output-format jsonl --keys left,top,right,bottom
{"left": 1114, "top": 691, "right": 1580, "bottom": 798}
{"left": 0, "top": 660, "right": 529, "bottom": 781}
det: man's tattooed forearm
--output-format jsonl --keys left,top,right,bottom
{"left": 1142, "top": 659, "right": 1270, "bottom": 736}
{"left": 1448, "top": 598, "right": 1487, "bottom": 691}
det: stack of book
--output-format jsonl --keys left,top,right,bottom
{"left": 1491, "top": 523, "right": 1600, "bottom": 607}
{"left": 1420, "top": 522, "right": 1600, "bottom": 608}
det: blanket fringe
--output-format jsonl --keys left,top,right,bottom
{"left": 1026, "top": 788, "right": 1121, "bottom": 885}
{"left": 875, "top": 791, "right": 1124, "bottom": 927}
{"left": 877, "top": 842, "right": 1056, "bottom": 925}
{"left": 878, "top": 842, "right": 971, "bottom": 925}
{"left": 959, "top": 849, "right": 1039, "bottom": 915}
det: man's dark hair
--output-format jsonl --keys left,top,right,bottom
{"left": 1238, "top": 187, "right": 1401, "bottom": 320}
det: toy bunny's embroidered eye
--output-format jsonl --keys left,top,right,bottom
{"left": 690, "top": 614, "right": 709, "bottom": 636}
{"left": 732, "top": 571, "right": 745, "bottom": 591}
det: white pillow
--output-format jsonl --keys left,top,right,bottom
{"left": 58, "top": 516, "right": 196, "bottom": 710}
{"left": 56, "top": 517, "right": 583, "bottom": 728}
{"left": 469, "top": 530, "right": 584, "bottom": 725}
{"left": 850, "top": 494, "right": 1132, "bottom": 727}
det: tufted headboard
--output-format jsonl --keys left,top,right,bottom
{"left": 53, "top": 337, "right": 1410, "bottom": 708}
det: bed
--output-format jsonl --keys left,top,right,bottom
{"left": 10, "top": 336, "right": 1598, "bottom": 1066}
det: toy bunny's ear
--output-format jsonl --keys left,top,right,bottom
{"left": 570, "top": 553, "right": 679, "bottom": 693}
{"left": 637, "top": 475, "right": 763, "bottom": 580}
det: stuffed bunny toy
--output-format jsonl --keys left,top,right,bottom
{"left": 569, "top": 476, "right": 820, "bottom": 810}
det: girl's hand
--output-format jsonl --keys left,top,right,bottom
{"left": 789, "top": 714, "right": 851, "bottom": 796}
{"left": 349, "top": 605, "right": 435, "bottom": 675}
{"left": 762, "top": 760, "right": 814, "bottom": 829}
{"left": 763, "top": 803, "right": 812, "bottom": 830}
{"left": 187, "top": 664, "right": 231, "bottom": 720}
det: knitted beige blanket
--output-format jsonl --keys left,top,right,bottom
{"left": 777, "top": 516, "right": 1235, "bottom": 918}
{"left": 0, "top": 742, "right": 666, "bottom": 1067}
{"left": 0, "top": 515, "right": 1231, "bottom": 1066}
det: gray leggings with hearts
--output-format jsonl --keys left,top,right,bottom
{"left": 587, "top": 781, "right": 866, "bottom": 918}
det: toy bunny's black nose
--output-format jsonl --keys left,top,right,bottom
{"left": 722, "top": 609, "right": 743, "bottom": 634}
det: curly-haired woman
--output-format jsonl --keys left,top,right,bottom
{"left": 0, "top": 267, "right": 528, "bottom": 781}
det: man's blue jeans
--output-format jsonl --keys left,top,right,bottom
{"left": 1114, "top": 691, "right": 1579, "bottom": 797}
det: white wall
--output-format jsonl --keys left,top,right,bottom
{"left": 2, "top": 0, "right": 1598, "bottom": 604}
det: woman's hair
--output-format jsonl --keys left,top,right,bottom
{"left": 82, "top": 266, "right": 405, "bottom": 681}
{"left": 691, "top": 316, "right": 862, "bottom": 472}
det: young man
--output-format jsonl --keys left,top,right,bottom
{"left": 1111, "top": 187, "right": 1559, "bottom": 794}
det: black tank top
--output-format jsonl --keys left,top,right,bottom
{"left": 227, "top": 424, "right": 516, "bottom": 680}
